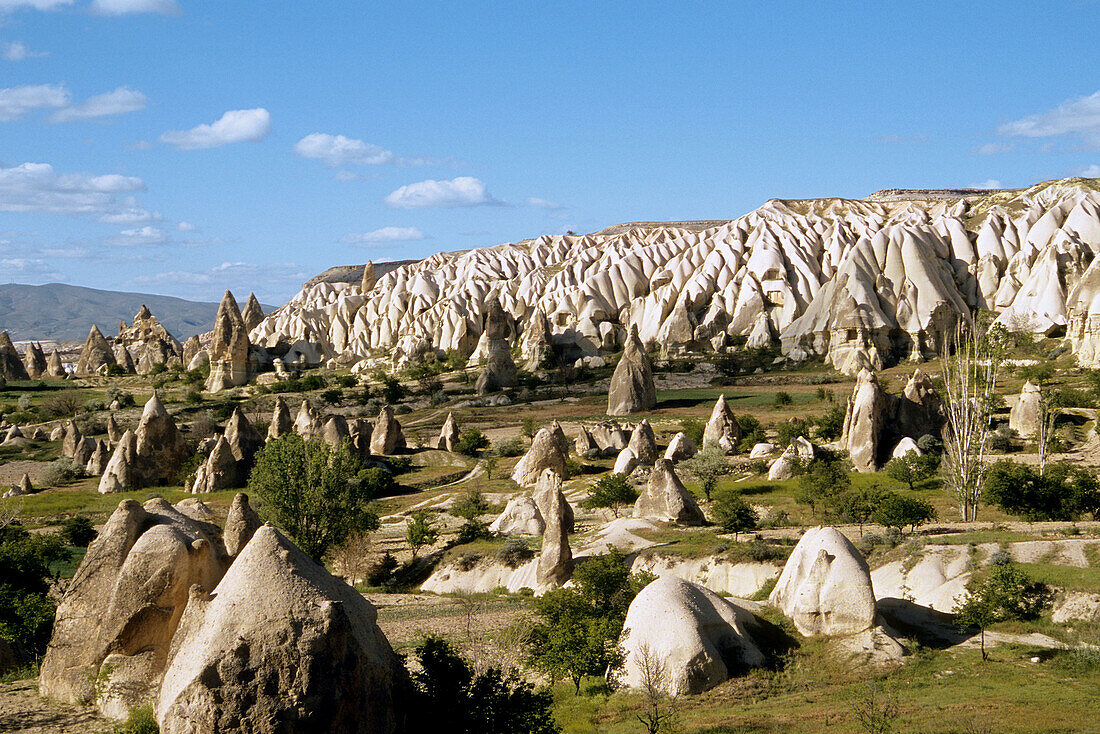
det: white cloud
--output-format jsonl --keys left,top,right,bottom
{"left": 176, "top": 221, "right": 197, "bottom": 231}
{"left": 971, "top": 142, "right": 1014, "bottom": 155}
{"left": 160, "top": 108, "right": 271, "bottom": 150}
{"left": 0, "top": 0, "right": 73, "bottom": 11}
{"left": 969, "top": 179, "right": 1004, "bottom": 189}
{"left": 384, "top": 176, "right": 499, "bottom": 209}
{"left": 125, "top": 139, "right": 153, "bottom": 150}
{"left": 98, "top": 206, "right": 161, "bottom": 224}
{"left": 1076, "top": 164, "right": 1100, "bottom": 178}
{"left": 526, "top": 196, "right": 563, "bottom": 210}
{"left": 0, "top": 162, "right": 145, "bottom": 216}
{"left": 0, "top": 257, "right": 63, "bottom": 280}
{"left": 0, "top": 83, "right": 68, "bottom": 121}
{"left": 3, "top": 41, "right": 47, "bottom": 61}
{"left": 294, "top": 133, "right": 396, "bottom": 167}
{"left": 999, "top": 91, "right": 1100, "bottom": 149}
{"left": 90, "top": 0, "right": 180, "bottom": 15}
{"left": 131, "top": 261, "right": 307, "bottom": 302}
{"left": 51, "top": 86, "right": 146, "bottom": 122}
{"left": 340, "top": 226, "right": 425, "bottom": 245}
{"left": 108, "top": 225, "right": 167, "bottom": 246}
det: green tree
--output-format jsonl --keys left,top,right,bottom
{"left": 871, "top": 493, "right": 936, "bottom": 534}
{"left": 953, "top": 561, "right": 1052, "bottom": 660}
{"left": 409, "top": 635, "right": 560, "bottom": 734}
{"left": 884, "top": 452, "right": 941, "bottom": 491}
{"left": 678, "top": 418, "right": 705, "bottom": 447}
{"left": 711, "top": 488, "right": 758, "bottom": 539}
{"left": 0, "top": 523, "right": 71, "bottom": 660}
{"left": 454, "top": 429, "right": 491, "bottom": 457}
{"left": 985, "top": 460, "right": 1100, "bottom": 521}
{"left": 406, "top": 509, "right": 439, "bottom": 559}
{"left": 814, "top": 404, "right": 846, "bottom": 441}
{"left": 247, "top": 434, "right": 383, "bottom": 560}
{"left": 737, "top": 414, "right": 766, "bottom": 446}
{"left": 528, "top": 550, "right": 653, "bottom": 693}
{"left": 679, "top": 448, "right": 728, "bottom": 501}
{"left": 580, "top": 474, "right": 638, "bottom": 517}
{"left": 452, "top": 489, "right": 490, "bottom": 521}
{"left": 831, "top": 484, "right": 889, "bottom": 535}
{"left": 795, "top": 455, "right": 851, "bottom": 516}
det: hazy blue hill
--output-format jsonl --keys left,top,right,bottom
{"left": 0, "top": 283, "right": 268, "bottom": 342}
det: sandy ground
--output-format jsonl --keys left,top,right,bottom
{"left": 0, "top": 679, "right": 110, "bottom": 734}
{"left": 0, "top": 460, "right": 48, "bottom": 487}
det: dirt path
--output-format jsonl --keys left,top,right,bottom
{"left": 0, "top": 679, "right": 109, "bottom": 734}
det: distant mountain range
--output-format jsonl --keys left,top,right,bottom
{"left": 0, "top": 283, "right": 270, "bottom": 342}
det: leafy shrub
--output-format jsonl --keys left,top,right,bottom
{"left": 521, "top": 417, "right": 538, "bottom": 439}
{"left": 775, "top": 417, "right": 813, "bottom": 448}
{"left": 454, "top": 429, "right": 490, "bottom": 457}
{"left": 40, "top": 391, "right": 82, "bottom": 419}
{"left": 452, "top": 490, "right": 489, "bottom": 520}
{"left": 988, "top": 550, "right": 1012, "bottom": 566}
{"left": 679, "top": 417, "right": 705, "bottom": 447}
{"left": 712, "top": 488, "right": 758, "bottom": 536}
{"left": 0, "top": 523, "right": 71, "bottom": 659}
{"left": 41, "top": 458, "right": 84, "bottom": 487}
{"left": 61, "top": 516, "right": 96, "bottom": 547}
{"left": 320, "top": 388, "right": 343, "bottom": 404}
{"left": 758, "top": 509, "right": 789, "bottom": 529}
{"left": 112, "top": 704, "right": 158, "bottom": 734}
{"left": 455, "top": 551, "right": 482, "bottom": 571}
{"left": 105, "top": 364, "right": 128, "bottom": 377}
{"left": 986, "top": 425, "right": 1018, "bottom": 453}
{"left": 336, "top": 375, "right": 358, "bottom": 389}
{"left": 916, "top": 433, "right": 942, "bottom": 454}
{"left": 814, "top": 404, "right": 846, "bottom": 441}
{"left": 106, "top": 387, "right": 136, "bottom": 408}
{"left": 16, "top": 395, "right": 33, "bottom": 412}
{"left": 581, "top": 474, "right": 638, "bottom": 517}
{"left": 456, "top": 519, "right": 492, "bottom": 545}
{"left": 773, "top": 391, "right": 793, "bottom": 407}
{"left": 497, "top": 538, "right": 535, "bottom": 568}
{"left": 748, "top": 459, "right": 769, "bottom": 475}
{"left": 366, "top": 552, "right": 399, "bottom": 587}
{"left": 884, "top": 453, "right": 941, "bottom": 490}
{"left": 985, "top": 460, "right": 1100, "bottom": 521}
{"left": 495, "top": 437, "right": 525, "bottom": 457}
{"left": 872, "top": 493, "right": 936, "bottom": 533}
{"left": 184, "top": 389, "right": 203, "bottom": 404}
{"left": 737, "top": 414, "right": 766, "bottom": 446}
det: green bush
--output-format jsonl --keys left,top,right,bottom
{"left": 247, "top": 434, "right": 381, "bottom": 560}
{"left": 773, "top": 391, "right": 793, "bottom": 407}
{"left": 0, "top": 523, "right": 71, "bottom": 660}
{"left": 494, "top": 437, "right": 525, "bottom": 457}
{"left": 711, "top": 489, "right": 758, "bottom": 536}
{"left": 320, "top": 388, "right": 343, "bottom": 404}
{"left": 454, "top": 429, "right": 490, "bottom": 457}
{"left": 814, "top": 404, "right": 846, "bottom": 441}
{"left": 61, "top": 516, "right": 96, "bottom": 547}
{"left": 366, "top": 552, "right": 399, "bottom": 587}
{"left": 580, "top": 474, "right": 638, "bottom": 517}
{"left": 985, "top": 460, "right": 1100, "bottom": 521}
{"left": 679, "top": 417, "right": 705, "bottom": 447}
{"left": 41, "top": 458, "right": 85, "bottom": 487}
{"left": 113, "top": 704, "right": 158, "bottom": 734}
{"left": 872, "top": 493, "right": 936, "bottom": 533}
{"left": 497, "top": 538, "right": 534, "bottom": 568}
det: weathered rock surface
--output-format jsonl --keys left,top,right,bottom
{"left": 613, "top": 446, "right": 639, "bottom": 475}
{"left": 842, "top": 368, "right": 889, "bottom": 472}
{"left": 891, "top": 437, "right": 921, "bottom": 458}
{"left": 591, "top": 421, "right": 630, "bottom": 452}
{"left": 437, "top": 412, "right": 460, "bottom": 452}
{"left": 489, "top": 495, "right": 545, "bottom": 536}
{"left": 241, "top": 292, "right": 265, "bottom": 331}
{"left": 664, "top": 431, "right": 697, "bottom": 462}
{"left": 628, "top": 419, "right": 658, "bottom": 464}
{"left": 134, "top": 393, "right": 189, "bottom": 485}
{"left": 618, "top": 577, "right": 765, "bottom": 695}
{"left": 205, "top": 290, "right": 251, "bottom": 392}
{"left": 370, "top": 405, "right": 405, "bottom": 455}
{"left": 634, "top": 459, "right": 706, "bottom": 525}
{"left": 46, "top": 348, "right": 67, "bottom": 377}
{"left": 511, "top": 427, "right": 566, "bottom": 487}
{"left": 190, "top": 436, "right": 236, "bottom": 493}
{"left": 75, "top": 325, "right": 115, "bottom": 377}
{"left": 22, "top": 341, "right": 46, "bottom": 378}
{"left": 608, "top": 326, "right": 657, "bottom": 416}
{"left": 223, "top": 492, "right": 262, "bottom": 557}
{"left": 0, "top": 331, "right": 30, "bottom": 381}
{"left": 99, "top": 430, "right": 138, "bottom": 494}
{"left": 156, "top": 525, "right": 401, "bottom": 734}
{"left": 535, "top": 470, "right": 574, "bottom": 587}
{"left": 1010, "top": 380, "right": 1043, "bottom": 438}
{"left": 769, "top": 526, "right": 876, "bottom": 637}
{"left": 268, "top": 396, "right": 293, "bottom": 440}
{"left": 474, "top": 300, "right": 518, "bottom": 395}
{"left": 895, "top": 368, "right": 945, "bottom": 440}
{"left": 39, "top": 498, "right": 228, "bottom": 719}
{"left": 703, "top": 394, "right": 742, "bottom": 453}
{"left": 533, "top": 468, "right": 575, "bottom": 534}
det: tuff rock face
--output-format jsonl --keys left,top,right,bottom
{"left": 268, "top": 396, "right": 293, "bottom": 440}
{"left": 99, "top": 430, "right": 138, "bottom": 494}
{"left": 156, "top": 525, "right": 401, "bottom": 734}
{"left": 22, "top": 341, "right": 46, "bottom": 379}
{"left": 370, "top": 406, "right": 405, "bottom": 455}
{"left": 618, "top": 577, "right": 765, "bottom": 695}
{"left": 511, "top": 427, "right": 566, "bottom": 487}
{"left": 190, "top": 436, "right": 236, "bottom": 493}
{"left": 488, "top": 494, "right": 545, "bottom": 536}
{"left": 634, "top": 459, "right": 706, "bottom": 525}
{"left": 664, "top": 431, "right": 697, "bottom": 462}
{"left": 116, "top": 305, "right": 183, "bottom": 375}
{"left": 474, "top": 300, "right": 519, "bottom": 395}
{"left": 46, "top": 349, "right": 67, "bottom": 377}
{"left": 39, "top": 498, "right": 229, "bottom": 719}
{"left": 769, "top": 526, "right": 877, "bottom": 637}
{"left": 437, "top": 412, "right": 460, "bottom": 452}
{"left": 535, "top": 470, "right": 574, "bottom": 588}
{"left": 241, "top": 292, "right": 265, "bottom": 331}
{"left": 842, "top": 369, "right": 890, "bottom": 472}
{"left": 135, "top": 394, "right": 189, "bottom": 484}
{"left": 703, "top": 394, "right": 742, "bottom": 453}
{"left": 627, "top": 419, "right": 658, "bottom": 464}
{"left": 223, "top": 492, "right": 262, "bottom": 557}
{"left": 247, "top": 180, "right": 1100, "bottom": 378}
{"left": 0, "top": 331, "right": 30, "bottom": 381}
{"left": 533, "top": 466, "right": 574, "bottom": 534}
{"left": 206, "top": 290, "right": 251, "bottom": 393}
{"left": 1010, "top": 380, "right": 1043, "bottom": 438}
{"left": 608, "top": 326, "right": 657, "bottom": 416}
{"left": 75, "top": 325, "right": 116, "bottom": 377}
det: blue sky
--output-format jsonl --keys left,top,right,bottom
{"left": 1, "top": 1, "right": 1098, "bottom": 304}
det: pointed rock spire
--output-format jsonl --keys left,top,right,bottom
{"left": 205, "top": 290, "right": 251, "bottom": 392}
{"left": 242, "top": 293, "right": 264, "bottom": 331}
{"left": 608, "top": 325, "right": 656, "bottom": 416}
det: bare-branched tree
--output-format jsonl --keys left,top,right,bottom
{"left": 941, "top": 316, "right": 1005, "bottom": 521}
{"left": 0, "top": 496, "right": 24, "bottom": 531}
{"left": 634, "top": 642, "right": 678, "bottom": 734}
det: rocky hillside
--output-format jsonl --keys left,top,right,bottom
{"left": 0, "top": 283, "right": 241, "bottom": 343}
{"left": 251, "top": 177, "right": 1100, "bottom": 375}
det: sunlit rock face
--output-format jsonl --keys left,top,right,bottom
{"left": 253, "top": 179, "right": 1100, "bottom": 375}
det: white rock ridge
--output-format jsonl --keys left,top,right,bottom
{"left": 249, "top": 179, "right": 1100, "bottom": 375}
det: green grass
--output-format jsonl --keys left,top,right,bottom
{"left": 550, "top": 642, "right": 1100, "bottom": 733}
{"left": 1018, "top": 562, "right": 1100, "bottom": 593}
{"left": 16, "top": 480, "right": 242, "bottom": 526}
{"left": 925, "top": 530, "right": 1036, "bottom": 546}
